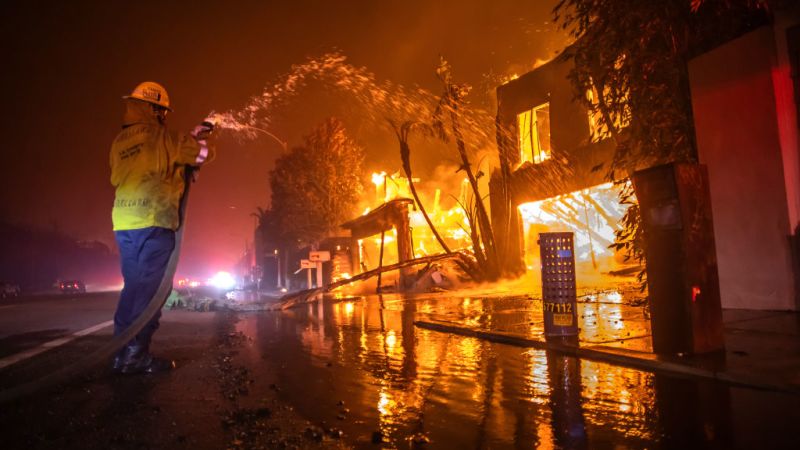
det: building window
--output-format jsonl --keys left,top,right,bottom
{"left": 517, "top": 103, "right": 551, "bottom": 164}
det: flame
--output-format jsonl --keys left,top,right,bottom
{"left": 518, "top": 182, "right": 632, "bottom": 276}
{"left": 355, "top": 165, "right": 482, "bottom": 275}
{"left": 332, "top": 272, "right": 352, "bottom": 283}
{"left": 351, "top": 170, "right": 632, "bottom": 286}
{"left": 374, "top": 236, "right": 395, "bottom": 245}
{"left": 371, "top": 171, "right": 387, "bottom": 186}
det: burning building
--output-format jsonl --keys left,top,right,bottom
{"left": 342, "top": 198, "right": 414, "bottom": 288}
{"left": 490, "top": 55, "right": 635, "bottom": 287}
{"left": 338, "top": 172, "right": 476, "bottom": 291}
{"left": 491, "top": 12, "right": 800, "bottom": 311}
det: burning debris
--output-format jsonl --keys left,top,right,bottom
{"left": 518, "top": 182, "right": 634, "bottom": 282}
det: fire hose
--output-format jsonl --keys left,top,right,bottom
{"left": 0, "top": 166, "right": 197, "bottom": 404}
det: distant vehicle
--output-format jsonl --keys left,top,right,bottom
{"left": 59, "top": 280, "right": 86, "bottom": 294}
{"left": 0, "top": 281, "right": 20, "bottom": 299}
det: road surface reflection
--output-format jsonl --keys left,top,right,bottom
{"left": 236, "top": 294, "right": 798, "bottom": 448}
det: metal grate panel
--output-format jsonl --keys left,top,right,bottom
{"left": 538, "top": 232, "right": 578, "bottom": 336}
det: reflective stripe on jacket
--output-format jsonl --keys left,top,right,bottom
{"left": 110, "top": 100, "right": 216, "bottom": 231}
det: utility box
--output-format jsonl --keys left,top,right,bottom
{"left": 632, "top": 163, "right": 724, "bottom": 354}
{"left": 538, "top": 232, "right": 579, "bottom": 338}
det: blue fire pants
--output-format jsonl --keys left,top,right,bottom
{"left": 113, "top": 227, "right": 175, "bottom": 349}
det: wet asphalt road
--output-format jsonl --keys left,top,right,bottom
{"left": 0, "top": 292, "right": 117, "bottom": 359}
{"left": 1, "top": 292, "right": 799, "bottom": 449}
{"left": 0, "top": 292, "right": 334, "bottom": 450}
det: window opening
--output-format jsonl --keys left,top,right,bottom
{"left": 517, "top": 103, "right": 551, "bottom": 164}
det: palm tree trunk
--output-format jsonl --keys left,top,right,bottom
{"left": 399, "top": 135, "right": 452, "bottom": 255}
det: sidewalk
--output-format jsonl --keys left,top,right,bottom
{"left": 411, "top": 289, "right": 800, "bottom": 394}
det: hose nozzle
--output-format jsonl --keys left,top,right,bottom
{"left": 201, "top": 115, "right": 217, "bottom": 131}
{"left": 191, "top": 116, "right": 217, "bottom": 141}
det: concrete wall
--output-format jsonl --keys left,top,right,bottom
{"left": 689, "top": 25, "right": 799, "bottom": 310}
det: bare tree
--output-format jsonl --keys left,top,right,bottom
{"left": 433, "top": 57, "right": 500, "bottom": 280}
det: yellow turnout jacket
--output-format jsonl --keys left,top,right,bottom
{"left": 110, "top": 101, "right": 215, "bottom": 231}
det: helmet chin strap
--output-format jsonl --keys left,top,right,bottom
{"left": 152, "top": 104, "right": 168, "bottom": 124}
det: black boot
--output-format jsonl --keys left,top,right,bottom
{"left": 111, "top": 351, "right": 125, "bottom": 373}
{"left": 118, "top": 342, "right": 175, "bottom": 375}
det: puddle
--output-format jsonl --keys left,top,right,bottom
{"left": 236, "top": 294, "right": 800, "bottom": 448}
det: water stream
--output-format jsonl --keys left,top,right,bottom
{"left": 209, "top": 52, "right": 495, "bottom": 147}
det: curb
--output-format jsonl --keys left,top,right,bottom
{"left": 414, "top": 319, "right": 800, "bottom": 395}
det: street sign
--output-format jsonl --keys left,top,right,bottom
{"left": 309, "top": 251, "right": 331, "bottom": 262}
{"left": 300, "top": 259, "right": 315, "bottom": 269}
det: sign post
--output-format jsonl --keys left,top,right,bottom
{"left": 309, "top": 251, "right": 331, "bottom": 289}
{"left": 300, "top": 259, "right": 314, "bottom": 289}
{"left": 275, "top": 249, "right": 282, "bottom": 288}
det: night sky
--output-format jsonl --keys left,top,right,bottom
{"left": 0, "top": 0, "right": 563, "bottom": 278}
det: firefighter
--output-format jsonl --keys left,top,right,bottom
{"left": 110, "top": 81, "right": 215, "bottom": 374}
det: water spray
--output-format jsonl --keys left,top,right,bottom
{"left": 206, "top": 112, "right": 287, "bottom": 150}
{"left": 201, "top": 52, "right": 499, "bottom": 153}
